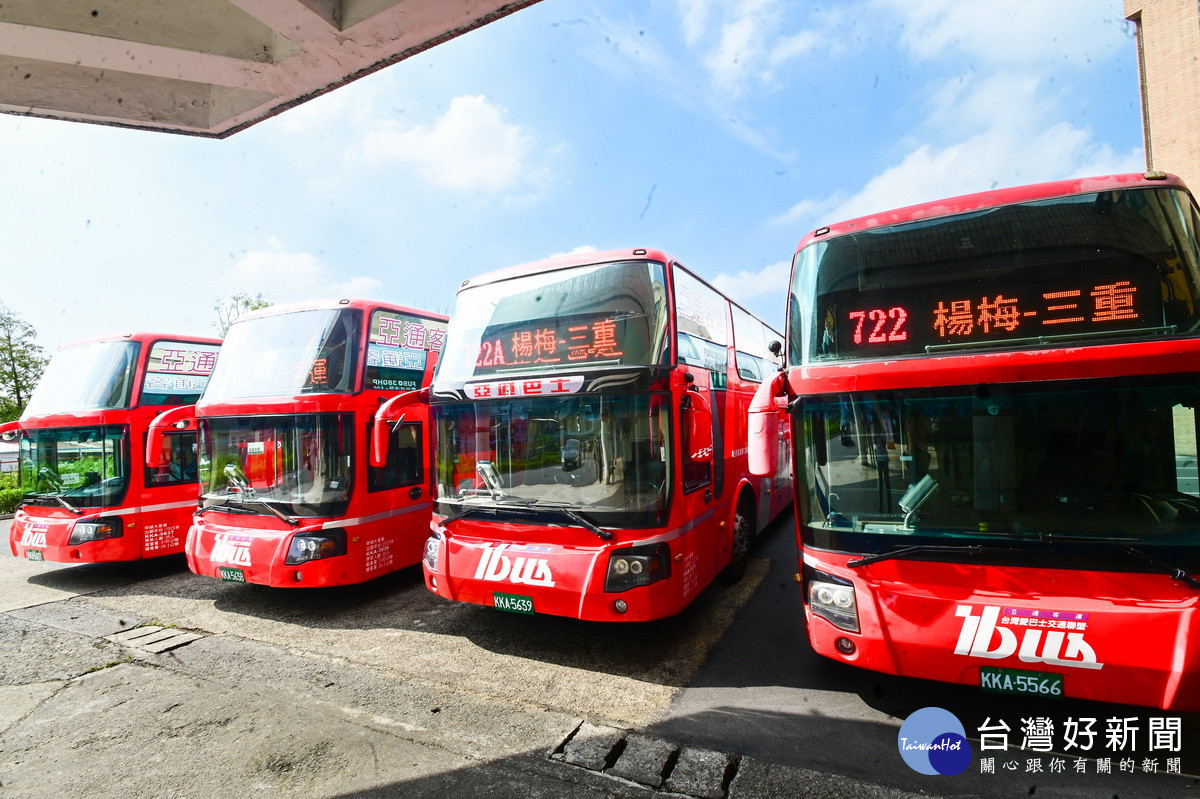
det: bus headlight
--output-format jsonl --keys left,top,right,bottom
{"left": 809, "top": 579, "right": 860, "bottom": 633}
{"left": 284, "top": 531, "right": 346, "bottom": 565}
{"left": 423, "top": 533, "right": 442, "bottom": 571}
{"left": 69, "top": 517, "right": 123, "bottom": 545}
{"left": 605, "top": 543, "right": 671, "bottom": 592}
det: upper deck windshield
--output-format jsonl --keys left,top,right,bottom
{"left": 791, "top": 187, "right": 1200, "bottom": 364}
{"left": 800, "top": 374, "right": 1200, "bottom": 570}
{"left": 435, "top": 393, "right": 669, "bottom": 529}
{"left": 23, "top": 340, "right": 139, "bottom": 416}
{"left": 203, "top": 308, "right": 360, "bottom": 401}
{"left": 199, "top": 414, "right": 353, "bottom": 519}
{"left": 19, "top": 426, "right": 130, "bottom": 508}
{"left": 436, "top": 260, "right": 670, "bottom": 383}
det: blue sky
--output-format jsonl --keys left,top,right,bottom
{"left": 0, "top": 0, "right": 1144, "bottom": 353}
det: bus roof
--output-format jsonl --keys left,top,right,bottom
{"left": 233, "top": 297, "right": 449, "bottom": 325}
{"left": 460, "top": 248, "right": 678, "bottom": 290}
{"left": 55, "top": 331, "right": 223, "bottom": 350}
{"left": 794, "top": 172, "right": 1189, "bottom": 252}
{"left": 458, "top": 247, "right": 779, "bottom": 335}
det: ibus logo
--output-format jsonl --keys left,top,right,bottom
{"left": 897, "top": 707, "right": 972, "bottom": 776}
{"left": 954, "top": 605, "right": 1103, "bottom": 670}
{"left": 210, "top": 534, "right": 252, "bottom": 567}
{"left": 19, "top": 528, "right": 47, "bottom": 548}
{"left": 474, "top": 543, "right": 555, "bottom": 588}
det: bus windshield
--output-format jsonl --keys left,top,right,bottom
{"left": 199, "top": 414, "right": 354, "bottom": 518}
{"left": 19, "top": 425, "right": 131, "bottom": 508}
{"left": 437, "top": 260, "right": 670, "bottom": 382}
{"left": 23, "top": 340, "right": 140, "bottom": 415}
{"left": 434, "top": 393, "right": 670, "bottom": 527}
{"left": 204, "top": 308, "right": 360, "bottom": 400}
{"left": 802, "top": 374, "right": 1200, "bottom": 554}
{"left": 795, "top": 186, "right": 1200, "bottom": 363}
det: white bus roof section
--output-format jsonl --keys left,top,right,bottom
{"left": 0, "top": 0, "right": 540, "bottom": 138}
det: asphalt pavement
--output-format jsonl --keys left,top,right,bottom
{"left": 2, "top": 515, "right": 1198, "bottom": 798}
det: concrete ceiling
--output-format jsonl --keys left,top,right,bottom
{"left": 0, "top": 0, "right": 541, "bottom": 138}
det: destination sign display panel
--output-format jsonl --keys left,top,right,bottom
{"left": 816, "top": 260, "right": 1166, "bottom": 359}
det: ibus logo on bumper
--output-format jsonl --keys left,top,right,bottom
{"left": 474, "top": 543, "right": 556, "bottom": 588}
{"left": 19, "top": 524, "right": 49, "bottom": 548}
{"left": 954, "top": 605, "right": 1103, "bottom": 670}
{"left": 210, "top": 534, "right": 252, "bottom": 567}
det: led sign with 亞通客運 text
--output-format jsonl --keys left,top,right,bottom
{"left": 473, "top": 313, "right": 626, "bottom": 374}
{"left": 824, "top": 266, "right": 1163, "bottom": 357}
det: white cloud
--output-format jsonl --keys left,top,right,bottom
{"left": 546, "top": 244, "right": 599, "bottom": 259}
{"left": 712, "top": 259, "right": 792, "bottom": 301}
{"left": 878, "top": 0, "right": 1129, "bottom": 66}
{"left": 360, "top": 95, "right": 540, "bottom": 195}
{"left": 770, "top": 60, "right": 1143, "bottom": 234}
{"left": 813, "top": 123, "right": 1142, "bottom": 228}
{"left": 224, "top": 241, "right": 383, "bottom": 304}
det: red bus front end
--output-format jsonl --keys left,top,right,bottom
{"left": 7, "top": 333, "right": 220, "bottom": 564}
{"left": 421, "top": 249, "right": 792, "bottom": 621}
{"left": 770, "top": 173, "right": 1200, "bottom": 710}
{"left": 177, "top": 299, "right": 446, "bottom": 588}
{"left": 803, "top": 551, "right": 1200, "bottom": 711}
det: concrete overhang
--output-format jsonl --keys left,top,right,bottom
{"left": 0, "top": 0, "right": 541, "bottom": 138}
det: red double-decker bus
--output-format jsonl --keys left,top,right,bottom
{"left": 152, "top": 298, "right": 447, "bottom": 587}
{"left": 750, "top": 172, "right": 1200, "bottom": 709}
{"left": 374, "top": 248, "right": 792, "bottom": 621}
{"left": 5, "top": 332, "right": 221, "bottom": 563}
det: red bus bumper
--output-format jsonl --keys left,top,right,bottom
{"left": 803, "top": 551, "right": 1200, "bottom": 710}
{"left": 186, "top": 509, "right": 428, "bottom": 588}
{"left": 11, "top": 506, "right": 156, "bottom": 563}
{"left": 422, "top": 527, "right": 697, "bottom": 622}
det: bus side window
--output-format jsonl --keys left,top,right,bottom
{"left": 1174, "top": 404, "right": 1200, "bottom": 498}
{"left": 147, "top": 432, "right": 197, "bottom": 487}
{"left": 369, "top": 422, "right": 423, "bottom": 491}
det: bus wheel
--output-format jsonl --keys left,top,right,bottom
{"left": 720, "top": 501, "right": 754, "bottom": 585}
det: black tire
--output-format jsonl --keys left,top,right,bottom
{"left": 720, "top": 502, "right": 754, "bottom": 585}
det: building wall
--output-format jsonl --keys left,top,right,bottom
{"left": 1125, "top": 0, "right": 1200, "bottom": 188}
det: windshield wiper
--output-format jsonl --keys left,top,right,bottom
{"left": 848, "top": 544, "right": 985, "bottom": 568}
{"left": 439, "top": 500, "right": 612, "bottom": 541}
{"left": 1040, "top": 534, "right": 1200, "bottom": 592}
{"left": 35, "top": 493, "right": 82, "bottom": 515}
{"left": 526, "top": 500, "right": 613, "bottom": 541}
{"left": 244, "top": 498, "right": 300, "bottom": 527}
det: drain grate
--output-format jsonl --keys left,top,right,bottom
{"left": 105, "top": 625, "right": 205, "bottom": 654}
{"left": 551, "top": 721, "right": 739, "bottom": 799}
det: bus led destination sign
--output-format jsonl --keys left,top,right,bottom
{"left": 822, "top": 268, "right": 1162, "bottom": 358}
{"left": 474, "top": 312, "right": 626, "bottom": 373}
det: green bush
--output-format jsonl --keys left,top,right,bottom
{"left": 0, "top": 471, "right": 17, "bottom": 491}
{"left": 0, "top": 487, "right": 24, "bottom": 515}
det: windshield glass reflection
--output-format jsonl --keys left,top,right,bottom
{"left": 435, "top": 393, "right": 670, "bottom": 527}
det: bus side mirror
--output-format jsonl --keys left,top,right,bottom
{"left": 146, "top": 405, "right": 197, "bottom": 468}
{"left": 748, "top": 372, "right": 788, "bottom": 476}
{"left": 371, "top": 388, "right": 429, "bottom": 468}
{"left": 0, "top": 420, "right": 19, "bottom": 442}
{"left": 686, "top": 390, "right": 713, "bottom": 462}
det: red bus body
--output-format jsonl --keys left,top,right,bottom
{"left": 166, "top": 298, "right": 448, "bottom": 588}
{"left": 753, "top": 172, "right": 1200, "bottom": 709}
{"left": 7, "top": 332, "right": 221, "bottom": 563}
{"left": 412, "top": 248, "right": 793, "bottom": 621}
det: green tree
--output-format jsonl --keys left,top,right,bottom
{"left": 0, "top": 302, "right": 48, "bottom": 423}
{"left": 214, "top": 291, "right": 272, "bottom": 336}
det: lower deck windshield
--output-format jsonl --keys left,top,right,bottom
{"left": 434, "top": 393, "right": 669, "bottom": 528}
{"left": 800, "top": 374, "right": 1200, "bottom": 564}
{"left": 19, "top": 426, "right": 130, "bottom": 508}
{"left": 199, "top": 414, "right": 353, "bottom": 518}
